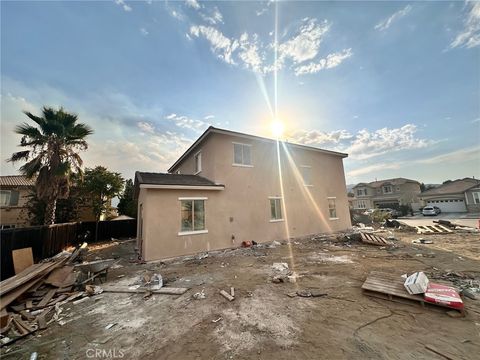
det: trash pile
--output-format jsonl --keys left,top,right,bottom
{"left": 426, "top": 270, "right": 479, "bottom": 300}
{"left": 0, "top": 243, "right": 111, "bottom": 347}
{"left": 270, "top": 263, "right": 298, "bottom": 284}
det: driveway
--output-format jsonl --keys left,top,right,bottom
{"left": 398, "top": 213, "right": 479, "bottom": 228}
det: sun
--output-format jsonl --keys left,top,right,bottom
{"left": 271, "top": 119, "right": 285, "bottom": 138}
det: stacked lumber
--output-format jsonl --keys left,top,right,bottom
{"left": 0, "top": 252, "right": 84, "bottom": 347}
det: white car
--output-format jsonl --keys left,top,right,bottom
{"left": 422, "top": 206, "right": 441, "bottom": 216}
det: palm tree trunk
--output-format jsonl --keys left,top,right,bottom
{"left": 45, "top": 198, "right": 57, "bottom": 225}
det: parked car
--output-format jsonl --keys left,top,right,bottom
{"left": 422, "top": 206, "right": 441, "bottom": 216}
{"left": 362, "top": 209, "right": 376, "bottom": 215}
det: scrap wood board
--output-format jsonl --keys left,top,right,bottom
{"left": 360, "top": 233, "right": 391, "bottom": 246}
{"left": 12, "top": 248, "right": 34, "bottom": 275}
{"left": 415, "top": 225, "right": 453, "bottom": 234}
{"left": 101, "top": 286, "right": 188, "bottom": 295}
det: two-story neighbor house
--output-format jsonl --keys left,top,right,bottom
{"left": 352, "top": 178, "right": 421, "bottom": 211}
{"left": 0, "top": 175, "right": 35, "bottom": 229}
{"left": 135, "top": 126, "right": 351, "bottom": 261}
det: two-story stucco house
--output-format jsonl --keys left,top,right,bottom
{"left": 352, "top": 178, "right": 421, "bottom": 211}
{"left": 134, "top": 126, "right": 352, "bottom": 261}
{"left": 0, "top": 175, "right": 35, "bottom": 229}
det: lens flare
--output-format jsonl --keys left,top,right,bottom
{"left": 271, "top": 120, "right": 285, "bottom": 138}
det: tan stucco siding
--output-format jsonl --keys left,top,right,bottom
{"left": 141, "top": 132, "right": 351, "bottom": 261}
{"left": 0, "top": 187, "right": 32, "bottom": 227}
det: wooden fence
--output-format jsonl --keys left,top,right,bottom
{"left": 0, "top": 219, "right": 136, "bottom": 280}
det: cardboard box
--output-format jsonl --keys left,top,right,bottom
{"left": 404, "top": 272, "right": 429, "bottom": 295}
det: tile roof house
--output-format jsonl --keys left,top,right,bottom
{"left": 351, "top": 178, "right": 422, "bottom": 211}
{"left": 135, "top": 126, "right": 352, "bottom": 261}
{"left": 419, "top": 178, "right": 480, "bottom": 213}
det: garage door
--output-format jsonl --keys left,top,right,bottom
{"left": 426, "top": 199, "right": 466, "bottom": 212}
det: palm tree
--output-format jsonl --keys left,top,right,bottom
{"left": 9, "top": 106, "right": 93, "bottom": 225}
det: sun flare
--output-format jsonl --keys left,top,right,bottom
{"left": 271, "top": 120, "right": 285, "bottom": 138}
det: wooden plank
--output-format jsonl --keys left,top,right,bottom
{"left": 101, "top": 287, "right": 188, "bottom": 295}
{"left": 36, "top": 289, "right": 56, "bottom": 308}
{"left": 44, "top": 266, "right": 76, "bottom": 288}
{"left": 436, "top": 225, "right": 453, "bottom": 233}
{"left": 0, "top": 278, "right": 44, "bottom": 311}
{"left": 430, "top": 225, "right": 443, "bottom": 233}
{"left": 12, "top": 248, "right": 34, "bottom": 275}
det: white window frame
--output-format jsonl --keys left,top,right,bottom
{"left": 269, "top": 196, "right": 284, "bottom": 222}
{"left": 300, "top": 165, "right": 312, "bottom": 187}
{"left": 327, "top": 197, "right": 338, "bottom": 220}
{"left": 356, "top": 188, "right": 366, "bottom": 196}
{"left": 383, "top": 185, "right": 393, "bottom": 194}
{"left": 473, "top": 192, "right": 480, "bottom": 204}
{"left": 194, "top": 151, "right": 202, "bottom": 175}
{"left": 0, "top": 190, "right": 11, "bottom": 206}
{"left": 178, "top": 197, "right": 208, "bottom": 236}
{"left": 232, "top": 142, "right": 253, "bottom": 167}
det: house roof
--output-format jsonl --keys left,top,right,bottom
{"left": 168, "top": 126, "right": 348, "bottom": 172}
{"left": 135, "top": 172, "right": 223, "bottom": 187}
{"left": 0, "top": 175, "right": 35, "bottom": 187}
{"left": 353, "top": 178, "right": 420, "bottom": 189}
{"left": 420, "top": 178, "right": 480, "bottom": 197}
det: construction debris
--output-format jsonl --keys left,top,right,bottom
{"left": 219, "top": 289, "right": 234, "bottom": 301}
{"left": 360, "top": 233, "right": 392, "bottom": 246}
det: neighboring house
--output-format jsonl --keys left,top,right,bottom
{"left": 0, "top": 175, "right": 35, "bottom": 229}
{"left": 352, "top": 178, "right": 422, "bottom": 211}
{"left": 0, "top": 175, "right": 99, "bottom": 228}
{"left": 135, "top": 126, "right": 352, "bottom": 261}
{"left": 419, "top": 178, "right": 480, "bottom": 213}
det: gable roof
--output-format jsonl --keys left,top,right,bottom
{"left": 353, "top": 178, "right": 419, "bottom": 189}
{"left": 135, "top": 172, "right": 223, "bottom": 187}
{"left": 420, "top": 178, "right": 480, "bottom": 197}
{"left": 0, "top": 175, "right": 35, "bottom": 187}
{"left": 168, "top": 126, "right": 348, "bottom": 172}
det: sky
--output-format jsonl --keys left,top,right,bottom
{"left": 1, "top": 0, "right": 479, "bottom": 186}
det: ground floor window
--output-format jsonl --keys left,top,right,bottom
{"left": 180, "top": 198, "right": 206, "bottom": 234}
{"left": 356, "top": 200, "right": 367, "bottom": 209}
{"left": 269, "top": 197, "right": 283, "bottom": 221}
{"left": 328, "top": 197, "right": 337, "bottom": 219}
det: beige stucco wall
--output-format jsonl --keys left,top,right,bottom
{"left": 0, "top": 187, "right": 32, "bottom": 227}
{"left": 141, "top": 132, "right": 351, "bottom": 261}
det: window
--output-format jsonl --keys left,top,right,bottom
{"left": 179, "top": 198, "right": 207, "bottom": 235}
{"left": 356, "top": 200, "right": 367, "bottom": 209}
{"left": 357, "top": 188, "right": 366, "bottom": 196}
{"left": 473, "top": 192, "right": 480, "bottom": 204}
{"left": 328, "top": 198, "right": 337, "bottom": 219}
{"left": 300, "top": 166, "right": 312, "bottom": 186}
{"left": 269, "top": 197, "right": 283, "bottom": 221}
{"left": 233, "top": 143, "right": 252, "bottom": 166}
{"left": 0, "top": 190, "right": 19, "bottom": 206}
{"left": 383, "top": 185, "right": 393, "bottom": 194}
{"left": 194, "top": 152, "right": 202, "bottom": 174}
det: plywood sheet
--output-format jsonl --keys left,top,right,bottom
{"left": 12, "top": 248, "right": 33, "bottom": 275}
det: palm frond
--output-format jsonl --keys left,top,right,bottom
{"left": 23, "top": 111, "right": 46, "bottom": 128}
{"left": 19, "top": 156, "right": 43, "bottom": 178}
{"left": 8, "top": 150, "right": 30, "bottom": 163}
{"left": 15, "top": 123, "right": 44, "bottom": 138}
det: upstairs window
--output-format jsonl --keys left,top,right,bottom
{"left": 328, "top": 198, "right": 337, "bottom": 219}
{"left": 180, "top": 198, "right": 206, "bottom": 234}
{"left": 357, "top": 188, "right": 366, "bottom": 196}
{"left": 473, "top": 192, "right": 480, "bottom": 204}
{"left": 383, "top": 185, "right": 393, "bottom": 194}
{"left": 194, "top": 152, "right": 202, "bottom": 174}
{"left": 0, "top": 190, "right": 19, "bottom": 206}
{"left": 301, "top": 166, "right": 312, "bottom": 186}
{"left": 233, "top": 143, "right": 252, "bottom": 166}
{"left": 269, "top": 197, "right": 283, "bottom": 221}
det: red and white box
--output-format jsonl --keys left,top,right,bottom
{"left": 404, "top": 272, "right": 429, "bottom": 295}
{"left": 423, "top": 283, "right": 464, "bottom": 310}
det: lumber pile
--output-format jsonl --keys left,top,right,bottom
{"left": 0, "top": 251, "right": 85, "bottom": 347}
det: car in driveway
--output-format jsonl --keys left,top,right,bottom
{"left": 422, "top": 206, "right": 441, "bottom": 216}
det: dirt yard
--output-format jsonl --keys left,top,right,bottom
{"left": 2, "top": 228, "right": 480, "bottom": 359}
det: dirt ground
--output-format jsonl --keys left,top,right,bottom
{"left": 2, "top": 228, "right": 480, "bottom": 359}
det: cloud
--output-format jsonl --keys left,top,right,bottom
{"left": 292, "top": 129, "right": 353, "bottom": 145}
{"left": 165, "top": 113, "right": 210, "bottom": 132}
{"left": 291, "top": 124, "right": 432, "bottom": 160}
{"left": 278, "top": 18, "right": 330, "bottom": 64}
{"left": 137, "top": 121, "right": 155, "bottom": 134}
{"left": 256, "top": 0, "right": 274, "bottom": 16}
{"left": 345, "top": 124, "right": 432, "bottom": 160}
{"left": 347, "top": 163, "right": 402, "bottom": 177}
{"left": 200, "top": 6, "right": 224, "bottom": 25}
{"left": 185, "top": 0, "right": 201, "bottom": 10}
{"left": 114, "top": 0, "right": 132, "bottom": 12}
{"left": 140, "top": 28, "right": 149, "bottom": 36}
{"left": 189, "top": 18, "right": 349, "bottom": 76}
{"left": 472, "top": 118, "right": 480, "bottom": 123}
{"left": 204, "top": 115, "right": 215, "bottom": 120}
{"left": 450, "top": 1, "right": 480, "bottom": 49}
{"left": 374, "top": 5, "right": 412, "bottom": 31}
{"left": 416, "top": 145, "right": 480, "bottom": 165}
{"left": 190, "top": 25, "right": 239, "bottom": 64}
{"left": 294, "top": 48, "right": 353, "bottom": 75}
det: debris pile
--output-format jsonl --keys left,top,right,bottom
{"left": 0, "top": 244, "right": 107, "bottom": 346}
